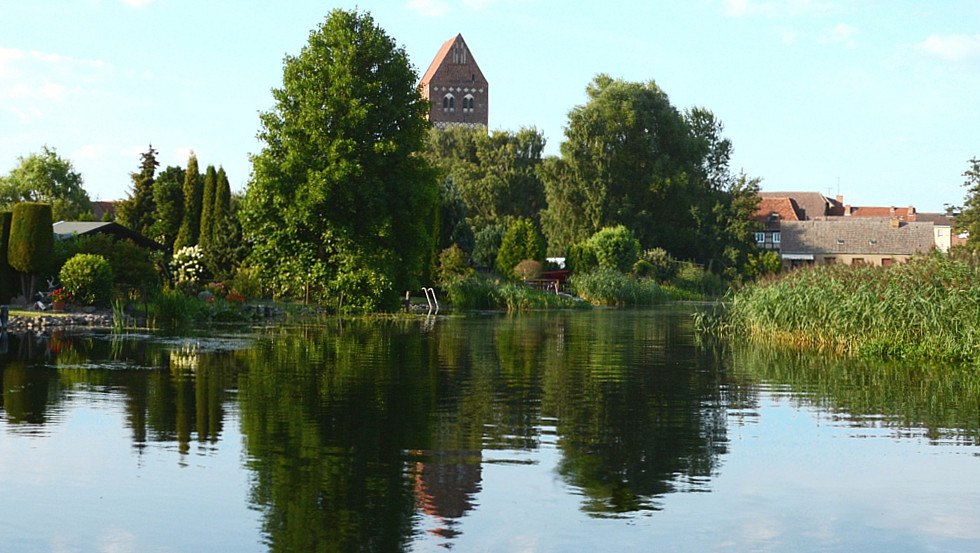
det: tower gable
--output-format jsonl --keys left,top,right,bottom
{"left": 420, "top": 34, "right": 489, "bottom": 129}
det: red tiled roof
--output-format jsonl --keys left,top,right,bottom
{"left": 753, "top": 197, "right": 802, "bottom": 222}
{"left": 419, "top": 34, "right": 460, "bottom": 86}
{"left": 847, "top": 206, "right": 914, "bottom": 218}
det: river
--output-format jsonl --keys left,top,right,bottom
{"left": 1, "top": 307, "right": 978, "bottom": 552}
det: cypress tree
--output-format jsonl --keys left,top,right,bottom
{"left": 199, "top": 165, "right": 217, "bottom": 251}
{"left": 174, "top": 152, "right": 202, "bottom": 251}
{"left": 0, "top": 211, "right": 13, "bottom": 303}
{"left": 150, "top": 165, "right": 185, "bottom": 252}
{"left": 8, "top": 202, "right": 54, "bottom": 301}
{"left": 116, "top": 145, "right": 159, "bottom": 236}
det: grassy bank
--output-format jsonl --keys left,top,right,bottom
{"left": 705, "top": 253, "right": 980, "bottom": 364}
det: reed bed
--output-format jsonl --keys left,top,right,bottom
{"left": 715, "top": 253, "right": 980, "bottom": 364}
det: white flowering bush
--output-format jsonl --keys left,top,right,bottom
{"left": 171, "top": 245, "right": 206, "bottom": 287}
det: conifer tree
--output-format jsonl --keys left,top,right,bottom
{"left": 174, "top": 152, "right": 202, "bottom": 251}
{"left": 150, "top": 165, "right": 185, "bottom": 252}
{"left": 199, "top": 165, "right": 217, "bottom": 251}
{"left": 116, "top": 145, "right": 158, "bottom": 236}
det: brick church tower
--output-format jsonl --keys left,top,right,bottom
{"left": 419, "top": 34, "right": 488, "bottom": 129}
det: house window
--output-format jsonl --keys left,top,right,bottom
{"left": 773, "top": 232, "right": 781, "bottom": 244}
{"left": 463, "top": 94, "right": 475, "bottom": 110}
{"left": 755, "top": 232, "right": 765, "bottom": 244}
{"left": 881, "top": 258, "right": 894, "bottom": 267}
{"left": 443, "top": 93, "right": 455, "bottom": 111}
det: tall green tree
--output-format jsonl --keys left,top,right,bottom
{"left": 116, "top": 145, "right": 159, "bottom": 236}
{"left": 7, "top": 202, "right": 54, "bottom": 301}
{"left": 496, "top": 218, "right": 545, "bottom": 278}
{"left": 241, "top": 9, "right": 438, "bottom": 311}
{"left": 425, "top": 126, "right": 546, "bottom": 230}
{"left": 0, "top": 146, "right": 92, "bottom": 221}
{"left": 199, "top": 165, "right": 218, "bottom": 251}
{"left": 150, "top": 165, "right": 185, "bottom": 253}
{"left": 955, "top": 157, "right": 980, "bottom": 251}
{"left": 174, "top": 153, "right": 202, "bottom": 251}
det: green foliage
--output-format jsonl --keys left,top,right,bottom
{"left": 641, "top": 248, "right": 679, "bottom": 281}
{"left": 116, "top": 145, "right": 158, "bottom": 236}
{"left": 424, "top": 126, "right": 547, "bottom": 230}
{"left": 672, "top": 263, "right": 727, "bottom": 297}
{"left": 241, "top": 9, "right": 438, "bottom": 311}
{"left": 199, "top": 165, "right": 218, "bottom": 252}
{"left": 472, "top": 223, "right": 504, "bottom": 269}
{"left": 496, "top": 218, "right": 545, "bottom": 279}
{"left": 0, "top": 211, "right": 13, "bottom": 302}
{"left": 566, "top": 240, "right": 598, "bottom": 274}
{"left": 174, "top": 153, "right": 202, "bottom": 251}
{"left": 442, "top": 273, "right": 500, "bottom": 310}
{"left": 954, "top": 157, "right": 980, "bottom": 250}
{"left": 8, "top": 202, "right": 53, "bottom": 274}
{"left": 150, "top": 165, "right": 185, "bottom": 252}
{"left": 150, "top": 288, "right": 203, "bottom": 332}
{"left": 744, "top": 250, "right": 782, "bottom": 280}
{"left": 588, "top": 225, "right": 641, "bottom": 273}
{"left": 0, "top": 146, "right": 92, "bottom": 221}
{"left": 721, "top": 253, "right": 980, "bottom": 364}
{"left": 442, "top": 272, "right": 582, "bottom": 311}
{"left": 59, "top": 253, "right": 113, "bottom": 306}
{"left": 568, "top": 268, "right": 667, "bottom": 306}
{"left": 539, "top": 75, "right": 760, "bottom": 274}
{"left": 437, "top": 177, "right": 474, "bottom": 253}
{"left": 436, "top": 244, "right": 473, "bottom": 286}
{"left": 52, "top": 233, "right": 161, "bottom": 299}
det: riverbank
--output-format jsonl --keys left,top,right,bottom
{"left": 707, "top": 252, "right": 980, "bottom": 364}
{"left": 3, "top": 308, "right": 114, "bottom": 333}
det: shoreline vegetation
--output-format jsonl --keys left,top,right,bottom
{"left": 698, "top": 252, "right": 980, "bottom": 366}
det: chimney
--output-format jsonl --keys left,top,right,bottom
{"left": 844, "top": 204, "right": 852, "bottom": 216}
{"left": 908, "top": 205, "right": 916, "bottom": 221}
{"left": 836, "top": 194, "right": 844, "bottom": 204}
{"left": 889, "top": 206, "right": 896, "bottom": 216}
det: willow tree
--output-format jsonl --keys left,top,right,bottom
{"left": 241, "top": 9, "right": 438, "bottom": 311}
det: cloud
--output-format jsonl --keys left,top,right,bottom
{"left": 918, "top": 34, "right": 980, "bottom": 62}
{"left": 723, "top": 0, "right": 836, "bottom": 18}
{"left": 407, "top": 0, "right": 451, "bottom": 17}
{"left": 820, "top": 23, "right": 858, "bottom": 48}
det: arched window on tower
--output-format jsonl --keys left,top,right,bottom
{"left": 463, "top": 94, "right": 475, "bottom": 112}
{"left": 443, "top": 93, "right": 455, "bottom": 111}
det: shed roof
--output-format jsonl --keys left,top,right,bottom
{"left": 53, "top": 221, "right": 163, "bottom": 251}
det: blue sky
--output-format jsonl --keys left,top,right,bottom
{"left": 1, "top": 1, "right": 978, "bottom": 213}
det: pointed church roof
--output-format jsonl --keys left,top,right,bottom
{"left": 419, "top": 34, "right": 487, "bottom": 87}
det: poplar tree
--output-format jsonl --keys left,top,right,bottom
{"left": 7, "top": 202, "right": 53, "bottom": 301}
{"left": 199, "top": 165, "right": 217, "bottom": 251}
{"left": 174, "top": 153, "right": 202, "bottom": 251}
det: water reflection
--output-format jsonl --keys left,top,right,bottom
{"left": 2, "top": 311, "right": 979, "bottom": 551}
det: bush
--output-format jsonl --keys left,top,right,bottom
{"left": 566, "top": 241, "right": 598, "bottom": 274}
{"left": 513, "top": 259, "right": 543, "bottom": 281}
{"left": 8, "top": 202, "right": 54, "bottom": 274}
{"left": 0, "top": 211, "right": 13, "bottom": 303}
{"left": 642, "top": 248, "right": 679, "bottom": 281}
{"left": 172, "top": 245, "right": 207, "bottom": 289}
{"left": 230, "top": 265, "right": 265, "bottom": 300}
{"left": 589, "top": 225, "right": 640, "bottom": 273}
{"left": 151, "top": 288, "right": 203, "bottom": 332}
{"left": 442, "top": 273, "right": 500, "bottom": 310}
{"left": 437, "top": 244, "right": 473, "bottom": 286}
{"left": 53, "top": 234, "right": 161, "bottom": 299}
{"left": 671, "top": 263, "right": 728, "bottom": 297}
{"left": 59, "top": 253, "right": 113, "bottom": 306}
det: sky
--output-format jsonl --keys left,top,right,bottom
{"left": 1, "top": 0, "right": 979, "bottom": 213}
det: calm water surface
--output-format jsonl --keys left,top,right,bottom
{"left": 1, "top": 308, "right": 978, "bottom": 552}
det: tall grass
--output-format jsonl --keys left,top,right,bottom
{"left": 568, "top": 268, "right": 669, "bottom": 306}
{"left": 442, "top": 274, "right": 584, "bottom": 311}
{"left": 715, "top": 253, "right": 980, "bottom": 364}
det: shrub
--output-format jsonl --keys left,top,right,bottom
{"left": 172, "top": 245, "right": 206, "bottom": 288}
{"left": 0, "top": 211, "right": 13, "bottom": 303}
{"left": 472, "top": 224, "right": 504, "bottom": 270}
{"left": 8, "top": 202, "right": 54, "bottom": 274}
{"left": 632, "top": 259, "right": 654, "bottom": 277}
{"left": 151, "top": 288, "right": 203, "bottom": 332}
{"left": 589, "top": 225, "right": 640, "bottom": 273}
{"left": 53, "top": 234, "right": 161, "bottom": 299}
{"left": 672, "top": 263, "right": 727, "bottom": 297}
{"left": 59, "top": 253, "right": 113, "bottom": 306}
{"left": 230, "top": 265, "right": 264, "bottom": 299}
{"left": 437, "top": 244, "right": 473, "bottom": 286}
{"left": 513, "top": 259, "right": 543, "bottom": 281}
{"left": 566, "top": 241, "right": 598, "bottom": 274}
{"left": 443, "top": 273, "right": 500, "bottom": 310}
{"left": 642, "top": 248, "right": 679, "bottom": 281}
